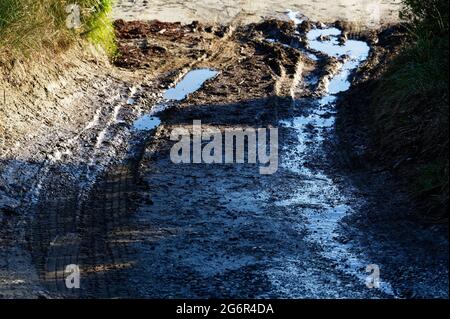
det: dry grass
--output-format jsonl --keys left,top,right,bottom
{"left": 0, "top": 0, "right": 116, "bottom": 61}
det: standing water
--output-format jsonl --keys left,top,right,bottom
{"left": 133, "top": 69, "right": 218, "bottom": 131}
{"left": 268, "top": 11, "right": 395, "bottom": 296}
{"left": 307, "top": 28, "right": 370, "bottom": 95}
{"left": 164, "top": 69, "right": 218, "bottom": 101}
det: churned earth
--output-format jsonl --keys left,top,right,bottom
{"left": 0, "top": 6, "right": 448, "bottom": 299}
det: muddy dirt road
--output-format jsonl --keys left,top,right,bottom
{"left": 0, "top": 8, "right": 448, "bottom": 299}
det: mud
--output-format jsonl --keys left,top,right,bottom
{"left": 0, "top": 11, "right": 448, "bottom": 299}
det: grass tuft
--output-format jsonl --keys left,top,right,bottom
{"left": 0, "top": 0, "right": 116, "bottom": 60}
{"left": 372, "top": 0, "right": 449, "bottom": 217}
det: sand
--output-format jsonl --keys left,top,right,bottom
{"left": 113, "top": 0, "right": 401, "bottom": 27}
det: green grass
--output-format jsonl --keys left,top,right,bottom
{"left": 84, "top": 1, "right": 117, "bottom": 56}
{"left": 0, "top": 0, "right": 116, "bottom": 60}
{"left": 372, "top": 0, "right": 449, "bottom": 217}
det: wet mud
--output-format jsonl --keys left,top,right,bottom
{"left": 0, "top": 11, "right": 448, "bottom": 299}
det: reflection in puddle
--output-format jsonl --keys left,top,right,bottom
{"left": 133, "top": 68, "right": 218, "bottom": 131}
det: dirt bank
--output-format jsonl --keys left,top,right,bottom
{"left": 0, "top": 44, "right": 163, "bottom": 298}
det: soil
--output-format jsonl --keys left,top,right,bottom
{"left": 0, "top": 11, "right": 448, "bottom": 299}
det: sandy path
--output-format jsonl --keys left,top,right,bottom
{"left": 113, "top": 0, "right": 401, "bottom": 27}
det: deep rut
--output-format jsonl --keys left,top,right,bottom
{"left": 30, "top": 159, "right": 143, "bottom": 298}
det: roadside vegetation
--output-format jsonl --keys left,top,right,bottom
{"left": 372, "top": 0, "right": 448, "bottom": 218}
{"left": 0, "top": 0, "right": 116, "bottom": 60}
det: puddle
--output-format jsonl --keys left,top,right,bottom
{"left": 306, "top": 26, "right": 370, "bottom": 96}
{"left": 164, "top": 69, "right": 218, "bottom": 101}
{"left": 307, "top": 29, "right": 370, "bottom": 60}
{"left": 268, "top": 12, "right": 394, "bottom": 297}
{"left": 132, "top": 115, "right": 161, "bottom": 131}
{"left": 133, "top": 68, "right": 218, "bottom": 131}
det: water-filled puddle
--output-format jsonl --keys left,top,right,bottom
{"left": 307, "top": 28, "right": 370, "bottom": 60}
{"left": 132, "top": 114, "right": 161, "bottom": 131}
{"left": 133, "top": 68, "right": 218, "bottom": 131}
{"left": 164, "top": 69, "right": 218, "bottom": 101}
{"left": 306, "top": 27, "right": 370, "bottom": 96}
{"left": 268, "top": 11, "right": 394, "bottom": 297}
